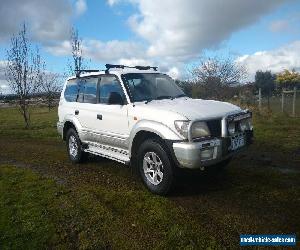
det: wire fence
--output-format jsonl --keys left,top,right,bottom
{"left": 255, "top": 87, "right": 299, "bottom": 117}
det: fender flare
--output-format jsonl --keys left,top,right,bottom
{"left": 128, "top": 120, "right": 183, "bottom": 156}
{"left": 62, "top": 115, "right": 83, "bottom": 139}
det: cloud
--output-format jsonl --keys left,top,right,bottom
{"left": 118, "top": 58, "right": 153, "bottom": 67}
{"left": 107, "top": 0, "right": 120, "bottom": 6}
{"left": 269, "top": 20, "right": 289, "bottom": 32}
{"left": 0, "top": 0, "right": 76, "bottom": 43}
{"left": 269, "top": 13, "right": 300, "bottom": 34}
{"left": 236, "top": 40, "right": 300, "bottom": 80}
{"left": 119, "top": 0, "right": 288, "bottom": 62}
{"left": 84, "top": 40, "right": 146, "bottom": 62}
{"left": 75, "top": 0, "right": 87, "bottom": 16}
{"left": 0, "top": 61, "right": 9, "bottom": 94}
{"left": 46, "top": 41, "right": 72, "bottom": 56}
{"left": 103, "top": 0, "right": 291, "bottom": 78}
{"left": 46, "top": 39, "right": 145, "bottom": 60}
{"left": 35, "top": 0, "right": 291, "bottom": 79}
{"left": 46, "top": 39, "right": 184, "bottom": 78}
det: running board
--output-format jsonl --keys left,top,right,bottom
{"left": 84, "top": 144, "right": 130, "bottom": 165}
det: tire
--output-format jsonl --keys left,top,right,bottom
{"left": 66, "top": 128, "right": 87, "bottom": 163}
{"left": 215, "top": 157, "right": 232, "bottom": 170}
{"left": 137, "top": 138, "right": 174, "bottom": 195}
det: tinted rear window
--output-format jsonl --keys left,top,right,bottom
{"left": 84, "top": 78, "right": 98, "bottom": 104}
{"left": 64, "top": 79, "right": 79, "bottom": 102}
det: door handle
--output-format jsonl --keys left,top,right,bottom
{"left": 75, "top": 110, "right": 79, "bottom": 115}
{"left": 97, "top": 114, "right": 102, "bottom": 120}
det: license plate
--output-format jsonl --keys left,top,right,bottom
{"left": 230, "top": 135, "right": 245, "bottom": 151}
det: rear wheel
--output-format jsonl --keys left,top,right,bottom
{"left": 66, "top": 128, "right": 87, "bottom": 163}
{"left": 138, "top": 139, "right": 174, "bottom": 195}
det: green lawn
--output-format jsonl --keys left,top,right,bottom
{"left": 0, "top": 165, "right": 214, "bottom": 249}
{"left": 0, "top": 106, "right": 299, "bottom": 249}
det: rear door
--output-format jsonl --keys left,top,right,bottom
{"left": 59, "top": 78, "right": 80, "bottom": 122}
{"left": 75, "top": 76, "right": 100, "bottom": 143}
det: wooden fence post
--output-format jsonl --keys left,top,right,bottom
{"left": 258, "top": 88, "right": 262, "bottom": 110}
{"left": 281, "top": 89, "right": 285, "bottom": 113}
{"left": 292, "top": 86, "right": 297, "bottom": 117}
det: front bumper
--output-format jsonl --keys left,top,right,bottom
{"left": 172, "top": 130, "right": 253, "bottom": 169}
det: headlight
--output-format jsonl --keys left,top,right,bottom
{"left": 239, "top": 119, "right": 248, "bottom": 131}
{"left": 191, "top": 121, "right": 210, "bottom": 139}
{"left": 174, "top": 120, "right": 190, "bottom": 138}
{"left": 228, "top": 122, "right": 236, "bottom": 135}
{"left": 239, "top": 118, "right": 253, "bottom": 131}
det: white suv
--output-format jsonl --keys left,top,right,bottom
{"left": 57, "top": 64, "right": 253, "bottom": 195}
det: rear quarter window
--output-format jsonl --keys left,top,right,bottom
{"left": 64, "top": 79, "right": 79, "bottom": 102}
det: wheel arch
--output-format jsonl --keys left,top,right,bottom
{"left": 62, "top": 117, "right": 82, "bottom": 141}
{"left": 131, "top": 131, "right": 161, "bottom": 160}
{"left": 128, "top": 120, "right": 182, "bottom": 157}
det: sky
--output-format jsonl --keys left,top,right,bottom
{"left": 0, "top": 0, "right": 300, "bottom": 94}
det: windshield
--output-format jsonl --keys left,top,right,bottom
{"left": 122, "top": 73, "right": 185, "bottom": 102}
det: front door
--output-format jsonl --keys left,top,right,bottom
{"left": 85, "top": 75, "right": 129, "bottom": 149}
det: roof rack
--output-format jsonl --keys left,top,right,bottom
{"left": 105, "top": 64, "right": 158, "bottom": 73}
{"left": 75, "top": 69, "right": 101, "bottom": 77}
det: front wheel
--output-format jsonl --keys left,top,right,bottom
{"left": 215, "top": 157, "right": 232, "bottom": 170}
{"left": 66, "top": 128, "right": 87, "bottom": 163}
{"left": 138, "top": 139, "right": 174, "bottom": 195}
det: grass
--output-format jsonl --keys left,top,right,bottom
{"left": 253, "top": 113, "right": 300, "bottom": 153}
{"left": 0, "top": 165, "right": 215, "bottom": 249}
{"left": 0, "top": 106, "right": 58, "bottom": 139}
{"left": 0, "top": 106, "right": 300, "bottom": 249}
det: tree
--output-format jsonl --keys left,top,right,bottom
{"left": 192, "top": 56, "right": 247, "bottom": 85}
{"left": 68, "top": 27, "right": 84, "bottom": 76}
{"left": 39, "top": 63, "right": 62, "bottom": 111}
{"left": 190, "top": 56, "right": 247, "bottom": 100}
{"left": 176, "top": 80, "right": 194, "bottom": 97}
{"left": 276, "top": 69, "right": 300, "bottom": 89}
{"left": 6, "top": 24, "right": 42, "bottom": 128}
{"left": 254, "top": 70, "right": 276, "bottom": 107}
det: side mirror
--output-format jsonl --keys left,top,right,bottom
{"left": 108, "top": 92, "right": 124, "bottom": 105}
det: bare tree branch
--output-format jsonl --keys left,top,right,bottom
{"left": 190, "top": 55, "right": 247, "bottom": 100}
{"left": 192, "top": 56, "right": 247, "bottom": 85}
{"left": 68, "top": 27, "right": 84, "bottom": 76}
{"left": 5, "top": 23, "right": 42, "bottom": 128}
{"left": 39, "top": 62, "right": 62, "bottom": 111}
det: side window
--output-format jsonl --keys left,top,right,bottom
{"left": 99, "top": 76, "right": 125, "bottom": 104}
{"left": 64, "top": 79, "right": 79, "bottom": 102}
{"left": 77, "top": 80, "right": 84, "bottom": 103}
{"left": 83, "top": 78, "right": 98, "bottom": 104}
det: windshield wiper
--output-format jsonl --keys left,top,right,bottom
{"left": 144, "top": 95, "right": 173, "bottom": 104}
{"left": 155, "top": 95, "right": 173, "bottom": 100}
{"left": 171, "top": 94, "right": 187, "bottom": 100}
{"left": 144, "top": 98, "right": 153, "bottom": 104}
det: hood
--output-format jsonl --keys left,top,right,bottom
{"left": 135, "top": 97, "right": 242, "bottom": 120}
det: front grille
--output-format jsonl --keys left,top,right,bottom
{"left": 226, "top": 111, "right": 252, "bottom": 135}
{"left": 207, "top": 119, "right": 221, "bottom": 137}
